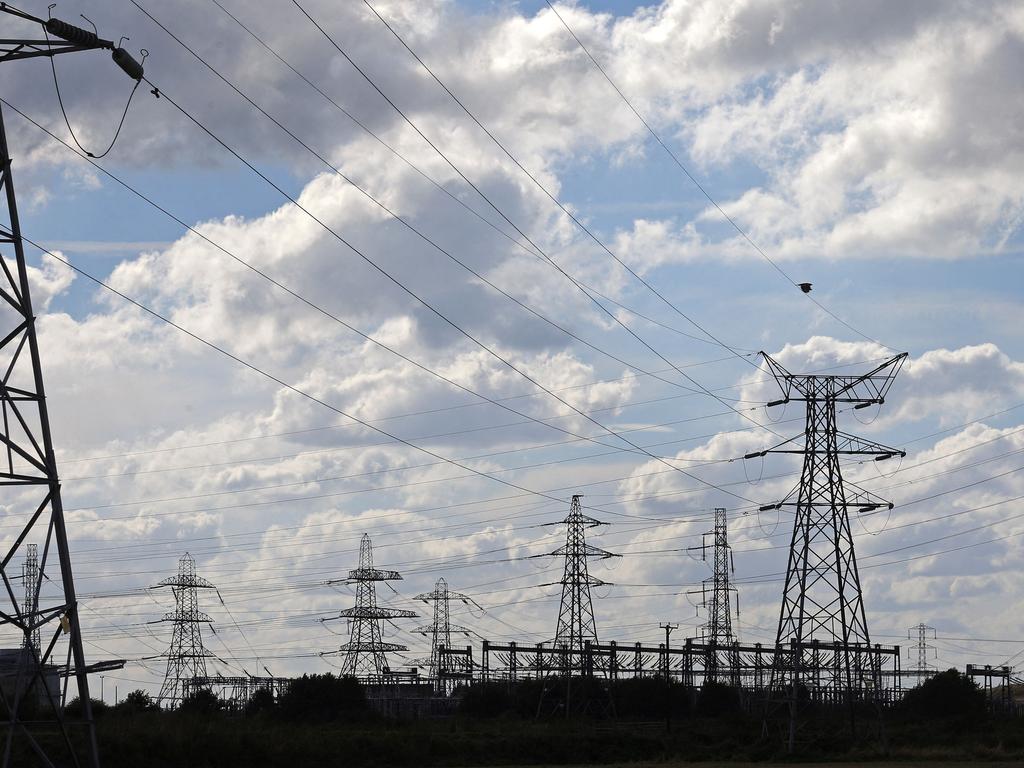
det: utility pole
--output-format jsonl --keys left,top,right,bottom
{"left": 154, "top": 553, "right": 216, "bottom": 708}
{"left": 751, "top": 352, "right": 906, "bottom": 751}
{"left": 415, "top": 578, "right": 474, "bottom": 694}
{"left": 660, "top": 622, "right": 678, "bottom": 731}
{"left": 0, "top": 8, "right": 144, "bottom": 766}
{"left": 324, "top": 534, "right": 416, "bottom": 682}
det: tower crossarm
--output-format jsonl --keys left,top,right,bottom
{"left": 329, "top": 606, "right": 417, "bottom": 620}
{"left": 415, "top": 623, "right": 470, "bottom": 635}
{"left": 547, "top": 543, "right": 619, "bottom": 560}
{"left": 544, "top": 513, "right": 608, "bottom": 529}
{"left": 155, "top": 575, "right": 216, "bottom": 589}
{"left": 752, "top": 431, "right": 905, "bottom": 457}
{"left": 157, "top": 610, "right": 213, "bottom": 624}
{"left": 330, "top": 567, "right": 403, "bottom": 582}
{"left": 760, "top": 352, "right": 907, "bottom": 404}
{"left": 328, "top": 641, "right": 409, "bottom": 654}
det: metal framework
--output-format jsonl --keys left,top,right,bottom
{"left": 154, "top": 553, "right": 216, "bottom": 708}
{"left": 905, "top": 623, "right": 936, "bottom": 684}
{"left": 752, "top": 352, "right": 907, "bottom": 748}
{"left": 324, "top": 534, "right": 416, "bottom": 683}
{"left": 0, "top": 6, "right": 144, "bottom": 765}
{"left": 21, "top": 543, "right": 39, "bottom": 656}
{"left": 472, "top": 638, "right": 901, "bottom": 703}
{"left": 965, "top": 664, "right": 1014, "bottom": 711}
{"left": 545, "top": 495, "right": 617, "bottom": 655}
{"left": 183, "top": 675, "right": 290, "bottom": 709}
{"left": 415, "top": 578, "right": 473, "bottom": 694}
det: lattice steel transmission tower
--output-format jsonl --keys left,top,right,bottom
{"left": 21, "top": 543, "right": 40, "bottom": 656}
{"left": 908, "top": 623, "right": 937, "bottom": 677}
{"left": 547, "top": 495, "right": 618, "bottom": 653}
{"left": 155, "top": 553, "right": 216, "bottom": 708}
{"left": 415, "top": 578, "right": 474, "bottom": 693}
{"left": 698, "top": 508, "right": 738, "bottom": 645}
{"left": 0, "top": 7, "right": 144, "bottom": 766}
{"left": 751, "top": 352, "right": 906, "bottom": 747}
{"left": 325, "top": 534, "right": 416, "bottom": 682}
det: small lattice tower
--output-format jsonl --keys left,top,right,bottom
{"left": 704, "top": 508, "right": 737, "bottom": 644}
{"left": 21, "top": 543, "right": 40, "bottom": 656}
{"left": 908, "top": 622, "right": 936, "bottom": 676}
{"left": 156, "top": 553, "right": 216, "bottom": 707}
{"left": 415, "top": 578, "right": 473, "bottom": 693}
{"left": 549, "top": 495, "right": 617, "bottom": 654}
{"left": 329, "top": 534, "right": 416, "bottom": 682}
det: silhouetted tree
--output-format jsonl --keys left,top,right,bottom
{"left": 277, "top": 674, "right": 366, "bottom": 722}
{"left": 901, "top": 668, "right": 985, "bottom": 718}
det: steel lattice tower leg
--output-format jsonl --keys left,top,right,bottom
{"left": 156, "top": 553, "right": 216, "bottom": 708}
{"left": 753, "top": 353, "right": 907, "bottom": 750}
{"left": 0, "top": 104, "right": 100, "bottom": 768}
{"left": 415, "top": 578, "right": 472, "bottom": 694}
{"left": 327, "top": 534, "right": 416, "bottom": 683}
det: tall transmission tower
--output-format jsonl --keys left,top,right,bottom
{"left": 697, "top": 508, "right": 738, "bottom": 645}
{"left": 908, "top": 623, "right": 937, "bottom": 678}
{"left": 0, "top": 8, "right": 144, "bottom": 766}
{"left": 325, "top": 534, "right": 416, "bottom": 682}
{"left": 547, "top": 495, "right": 618, "bottom": 654}
{"left": 752, "top": 352, "right": 906, "bottom": 748}
{"left": 415, "top": 578, "right": 474, "bottom": 693}
{"left": 155, "top": 553, "right": 216, "bottom": 708}
{"left": 21, "top": 543, "right": 40, "bottom": 656}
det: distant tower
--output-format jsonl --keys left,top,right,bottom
{"left": 702, "top": 508, "right": 737, "bottom": 645}
{"left": 156, "top": 553, "right": 216, "bottom": 707}
{"left": 908, "top": 623, "right": 937, "bottom": 678}
{"left": 415, "top": 578, "right": 473, "bottom": 693}
{"left": 327, "top": 534, "right": 416, "bottom": 682}
{"left": 548, "top": 495, "right": 617, "bottom": 654}
{"left": 22, "top": 543, "right": 40, "bottom": 656}
{"left": 753, "top": 353, "right": 906, "bottom": 748}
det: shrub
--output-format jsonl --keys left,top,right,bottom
{"left": 276, "top": 674, "right": 366, "bottom": 722}
{"left": 900, "top": 668, "right": 985, "bottom": 718}
{"left": 118, "top": 689, "right": 158, "bottom": 713}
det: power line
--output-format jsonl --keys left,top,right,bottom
{"left": 541, "top": 0, "right": 898, "bottom": 353}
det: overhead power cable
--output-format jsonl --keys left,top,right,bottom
{"left": 207, "top": 0, "right": 752, "bottom": 353}
{"left": 5, "top": 95, "right": 757, "bottom": 506}
{"left": 292, "top": 0, "right": 779, "bottom": 442}
{"left": 540, "top": 0, "right": 899, "bottom": 353}
{"left": 126, "top": 74, "right": 762, "bottom": 505}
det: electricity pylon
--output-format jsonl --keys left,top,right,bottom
{"left": 908, "top": 623, "right": 937, "bottom": 678}
{"left": 415, "top": 578, "right": 474, "bottom": 693}
{"left": 688, "top": 508, "right": 739, "bottom": 684}
{"left": 22, "top": 543, "right": 40, "bottom": 656}
{"left": 154, "top": 553, "right": 216, "bottom": 708}
{"left": 699, "top": 508, "right": 738, "bottom": 645}
{"left": 325, "top": 534, "right": 416, "bottom": 682}
{"left": 750, "top": 352, "right": 906, "bottom": 749}
{"left": 0, "top": 7, "right": 143, "bottom": 765}
{"left": 548, "top": 495, "right": 618, "bottom": 655}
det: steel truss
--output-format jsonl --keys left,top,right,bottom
{"left": 469, "top": 639, "right": 900, "bottom": 703}
{"left": 752, "top": 353, "right": 906, "bottom": 748}
{"left": 183, "top": 676, "right": 290, "bottom": 709}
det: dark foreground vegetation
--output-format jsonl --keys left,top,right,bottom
{"left": 76, "top": 670, "right": 1023, "bottom": 767}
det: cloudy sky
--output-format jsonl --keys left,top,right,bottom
{"left": 2, "top": 0, "right": 1023, "bottom": 698}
